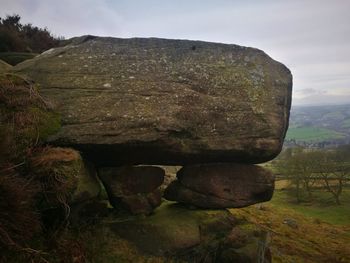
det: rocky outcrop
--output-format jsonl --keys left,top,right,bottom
{"left": 2, "top": 46, "right": 283, "bottom": 262}
{"left": 164, "top": 163, "right": 274, "bottom": 208}
{"left": 98, "top": 166, "right": 164, "bottom": 214}
{"left": 12, "top": 36, "right": 292, "bottom": 165}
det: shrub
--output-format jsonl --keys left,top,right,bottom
{"left": 0, "top": 14, "right": 62, "bottom": 54}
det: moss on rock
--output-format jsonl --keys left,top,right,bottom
{"left": 29, "top": 107, "right": 61, "bottom": 140}
{"left": 107, "top": 201, "right": 270, "bottom": 261}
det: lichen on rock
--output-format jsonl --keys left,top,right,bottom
{"left": 12, "top": 36, "right": 292, "bottom": 166}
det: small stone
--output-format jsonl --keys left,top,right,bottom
{"left": 283, "top": 218, "right": 298, "bottom": 229}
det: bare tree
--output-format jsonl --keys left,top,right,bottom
{"left": 313, "top": 149, "right": 350, "bottom": 205}
{"left": 275, "top": 146, "right": 350, "bottom": 204}
{"left": 276, "top": 147, "right": 313, "bottom": 202}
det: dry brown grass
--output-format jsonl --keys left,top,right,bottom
{"left": 55, "top": 236, "right": 88, "bottom": 263}
{"left": 30, "top": 147, "right": 80, "bottom": 168}
{"left": 0, "top": 74, "right": 60, "bottom": 162}
{"left": 230, "top": 204, "right": 350, "bottom": 263}
{"left": 0, "top": 73, "right": 49, "bottom": 110}
{"left": 29, "top": 147, "right": 82, "bottom": 224}
{"left": 0, "top": 169, "right": 41, "bottom": 251}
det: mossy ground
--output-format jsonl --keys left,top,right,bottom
{"left": 106, "top": 202, "right": 227, "bottom": 256}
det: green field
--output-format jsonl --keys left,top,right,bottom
{"left": 270, "top": 188, "right": 350, "bottom": 225}
{"left": 286, "top": 127, "right": 346, "bottom": 142}
{"left": 342, "top": 119, "right": 350, "bottom": 128}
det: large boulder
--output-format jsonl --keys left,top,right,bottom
{"left": 164, "top": 163, "right": 274, "bottom": 208}
{"left": 12, "top": 36, "right": 292, "bottom": 165}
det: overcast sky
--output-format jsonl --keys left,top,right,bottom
{"left": 1, "top": 0, "right": 350, "bottom": 106}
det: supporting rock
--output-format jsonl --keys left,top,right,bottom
{"left": 109, "top": 201, "right": 271, "bottom": 262}
{"left": 98, "top": 166, "right": 165, "bottom": 214}
{"left": 164, "top": 163, "right": 274, "bottom": 208}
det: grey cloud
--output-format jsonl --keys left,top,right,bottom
{"left": 293, "top": 93, "right": 350, "bottom": 106}
{"left": 1, "top": 0, "right": 350, "bottom": 106}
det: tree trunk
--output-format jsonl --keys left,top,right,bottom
{"left": 296, "top": 179, "right": 301, "bottom": 203}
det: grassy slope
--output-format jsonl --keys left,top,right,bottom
{"left": 286, "top": 127, "right": 346, "bottom": 141}
{"left": 271, "top": 189, "right": 350, "bottom": 225}
{"left": 230, "top": 189, "right": 350, "bottom": 263}
{"left": 7, "top": 188, "right": 347, "bottom": 263}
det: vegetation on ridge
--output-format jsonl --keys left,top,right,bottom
{"left": 0, "top": 14, "right": 63, "bottom": 65}
{"left": 0, "top": 14, "right": 62, "bottom": 53}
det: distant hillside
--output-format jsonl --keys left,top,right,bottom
{"left": 285, "top": 104, "right": 350, "bottom": 147}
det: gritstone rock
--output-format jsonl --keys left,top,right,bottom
{"left": 12, "top": 36, "right": 292, "bottom": 166}
{"left": 98, "top": 166, "right": 164, "bottom": 214}
{"left": 164, "top": 163, "right": 274, "bottom": 208}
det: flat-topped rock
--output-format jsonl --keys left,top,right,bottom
{"left": 13, "top": 36, "right": 292, "bottom": 165}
